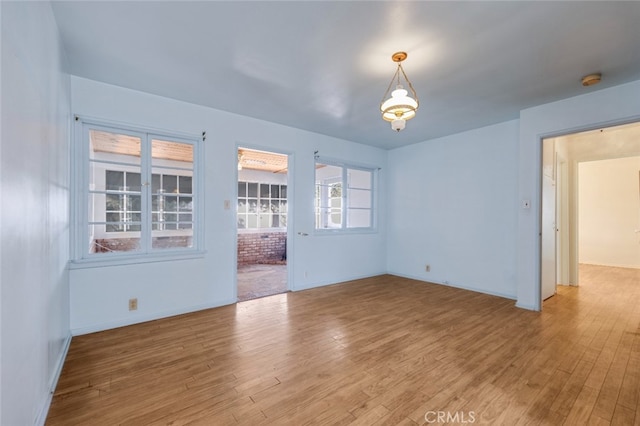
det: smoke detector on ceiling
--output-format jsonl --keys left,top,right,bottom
{"left": 581, "top": 73, "right": 602, "bottom": 87}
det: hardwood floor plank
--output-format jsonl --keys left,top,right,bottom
{"left": 348, "top": 404, "right": 390, "bottom": 425}
{"left": 610, "top": 403, "right": 635, "bottom": 426}
{"left": 586, "top": 415, "right": 611, "bottom": 426}
{"left": 46, "top": 266, "right": 640, "bottom": 425}
{"left": 591, "top": 326, "right": 634, "bottom": 421}
{"left": 520, "top": 369, "right": 570, "bottom": 425}
{"left": 563, "top": 385, "right": 599, "bottom": 426}
{"left": 550, "top": 359, "right": 595, "bottom": 417}
{"left": 619, "top": 362, "right": 640, "bottom": 417}
{"left": 616, "top": 309, "right": 640, "bottom": 412}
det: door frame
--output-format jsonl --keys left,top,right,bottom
{"left": 538, "top": 117, "right": 640, "bottom": 309}
{"left": 233, "top": 143, "right": 294, "bottom": 301}
{"left": 540, "top": 137, "right": 558, "bottom": 301}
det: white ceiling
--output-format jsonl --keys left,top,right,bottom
{"left": 51, "top": 1, "right": 640, "bottom": 150}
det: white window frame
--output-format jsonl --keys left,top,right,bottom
{"left": 70, "top": 117, "right": 204, "bottom": 266}
{"left": 314, "top": 159, "right": 377, "bottom": 233}
{"left": 237, "top": 180, "right": 288, "bottom": 231}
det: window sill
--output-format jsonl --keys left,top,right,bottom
{"left": 68, "top": 250, "right": 207, "bottom": 269}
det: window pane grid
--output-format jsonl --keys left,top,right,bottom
{"left": 151, "top": 173, "right": 193, "bottom": 231}
{"left": 237, "top": 181, "right": 287, "bottom": 229}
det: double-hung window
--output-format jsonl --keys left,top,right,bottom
{"left": 315, "top": 161, "right": 375, "bottom": 231}
{"left": 73, "top": 120, "right": 202, "bottom": 261}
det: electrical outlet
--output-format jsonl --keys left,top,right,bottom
{"left": 129, "top": 298, "right": 138, "bottom": 311}
{"left": 425, "top": 264, "right": 430, "bottom": 272}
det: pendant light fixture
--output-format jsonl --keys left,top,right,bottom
{"left": 380, "top": 51, "right": 419, "bottom": 132}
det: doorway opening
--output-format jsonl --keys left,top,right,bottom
{"left": 540, "top": 121, "right": 640, "bottom": 305}
{"left": 236, "top": 147, "right": 289, "bottom": 302}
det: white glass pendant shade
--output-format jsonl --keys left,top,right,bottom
{"left": 381, "top": 85, "right": 418, "bottom": 122}
{"left": 380, "top": 52, "right": 419, "bottom": 132}
{"left": 391, "top": 119, "right": 406, "bottom": 132}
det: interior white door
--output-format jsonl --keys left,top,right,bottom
{"left": 541, "top": 139, "right": 557, "bottom": 301}
{"left": 556, "top": 160, "right": 570, "bottom": 285}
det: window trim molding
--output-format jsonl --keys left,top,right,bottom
{"left": 68, "top": 250, "right": 207, "bottom": 269}
{"left": 71, "top": 116, "right": 205, "bottom": 264}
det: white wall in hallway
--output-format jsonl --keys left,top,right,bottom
{"left": 579, "top": 156, "right": 640, "bottom": 269}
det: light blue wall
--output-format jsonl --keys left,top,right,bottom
{"left": 387, "top": 120, "right": 520, "bottom": 299}
{"left": 1, "top": 2, "right": 71, "bottom": 424}
{"left": 386, "top": 79, "right": 640, "bottom": 309}
{"left": 68, "top": 77, "right": 388, "bottom": 334}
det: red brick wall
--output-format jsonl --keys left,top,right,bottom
{"left": 237, "top": 232, "right": 286, "bottom": 265}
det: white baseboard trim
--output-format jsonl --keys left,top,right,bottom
{"left": 580, "top": 261, "right": 640, "bottom": 270}
{"left": 71, "top": 299, "right": 236, "bottom": 336}
{"left": 515, "top": 301, "right": 539, "bottom": 311}
{"left": 292, "top": 271, "right": 387, "bottom": 292}
{"left": 386, "top": 271, "right": 518, "bottom": 301}
{"left": 35, "top": 332, "right": 72, "bottom": 426}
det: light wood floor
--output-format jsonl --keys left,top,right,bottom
{"left": 47, "top": 265, "right": 640, "bottom": 425}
